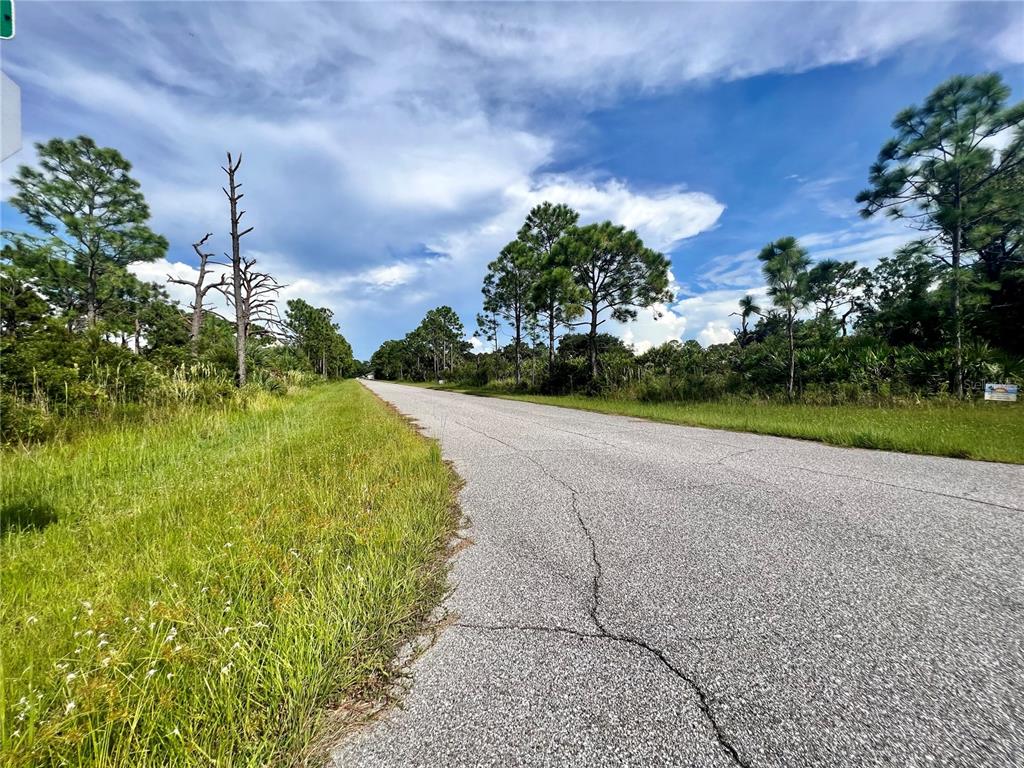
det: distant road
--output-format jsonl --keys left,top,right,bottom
{"left": 334, "top": 381, "right": 1024, "bottom": 767}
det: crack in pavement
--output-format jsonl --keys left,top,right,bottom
{"left": 456, "top": 621, "right": 604, "bottom": 642}
{"left": 455, "top": 621, "right": 739, "bottom": 650}
{"left": 450, "top": 416, "right": 751, "bottom": 767}
{"left": 570, "top": 492, "right": 751, "bottom": 768}
{"left": 715, "top": 447, "right": 759, "bottom": 466}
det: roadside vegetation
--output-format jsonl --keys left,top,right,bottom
{"left": 1, "top": 133, "right": 458, "bottom": 767}
{"left": 370, "top": 74, "right": 1024, "bottom": 452}
{"left": 0, "top": 381, "right": 458, "bottom": 766}
{"left": 2, "top": 138, "right": 360, "bottom": 447}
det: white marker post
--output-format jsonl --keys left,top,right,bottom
{"left": 1, "top": 71, "right": 21, "bottom": 161}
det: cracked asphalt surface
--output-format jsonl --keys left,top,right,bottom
{"left": 332, "top": 381, "right": 1024, "bottom": 767}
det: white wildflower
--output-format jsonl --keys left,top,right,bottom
{"left": 64, "top": 701, "right": 76, "bottom": 714}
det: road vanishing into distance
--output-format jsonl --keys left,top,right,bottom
{"left": 334, "top": 381, "right": 1024, "bottom": 768}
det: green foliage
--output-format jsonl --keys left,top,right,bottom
{"left": 559, "top": 220, "right": 672, "bottom": 377}
{"left": 856, "top": 72, "right": 1024, "bottom": 394}
{"left": 519, "top": 202, "right": 582, "bottom": 374}
{"left": 0, "top": 382, "right": 458, "bottom": 765}
{"left": 374, "top": 99, "right": 1022, "bottom": 404}
{"left": 5, "top": 136, "right": 168, "bottom": 329}
{"left": 1, "top": 136, "right": 359, "bottom": 445}
{"left": 482, "top": 240, "right": 534, "bottom": 385}
{"left": 284, "top": 298, "right": 355, "bottom": 378}
{"left": 371, "top": 307, "right": 468, "bottom": 382}
{"left": 758, "top": 236, "right": 811, "bottom": 398}
{"left": 805, "top": 259, "right": 869, "bottom": 334}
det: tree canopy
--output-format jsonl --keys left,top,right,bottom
{"left": 856, "top": 73, "right": 1024, "bottom": 394}
{"left": 6, "top": 137, "right": 168, "bottom": 330}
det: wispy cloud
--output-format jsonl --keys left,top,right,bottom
{"left": 3, "top": 1, "right": 1019, "bottom": 355}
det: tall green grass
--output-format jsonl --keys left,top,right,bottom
{"left": 1, "top": 381, "right": 457, "bottom": 766}
{"left": 1, "top": 363, "right": 324, "bottom": 446}
{"left": 412, "top": 383, "right": 1024, "bottom": 464}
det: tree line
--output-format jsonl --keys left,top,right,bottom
{"left": 1, "top": 136, "right": 356, "bottom": 442}
{"left": 371, "top": 73, "right": 1022, "bottom": 401}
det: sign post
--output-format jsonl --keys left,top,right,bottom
{"left": 984, "top": 383, "right": 1019, "bottom": 402}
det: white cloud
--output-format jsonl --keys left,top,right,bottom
{"left": 294, "top": 108, "right": 555, "bottom": 213}
{"left": 991, "top": 16, "right": 1024, "bottom": 64}
{"left": 527, "top": 178, "right": 724, "bottom": 252}
{"left": 696, "top": 249, "right": 763, "bottom": 291}
{"left": 618, "top": 302, "right": 690, "bottom": 355}
{"left": 429, "top": 176, "right": 724, "bottom": 266}
{"left": 698, "top": 321, "right": 736, "bottom": 347}
{"left": 672, "top": 287, "right": 769, "bottom": 345}
{"left": 360, "top": 263, "right": 420, "bottom": 290}
{"left": 799, "top": 218, "right": 915, "bottom": 270}
{"left": 6, "top": 0, "right": 1016, "bottom": 356}
{"left": 130, "top": 259, "right": 205, "bottom": 309}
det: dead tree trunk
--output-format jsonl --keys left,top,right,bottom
{"left": 217, "top": 256, "right": 285, "bottom": 359}
{"left": 222, "top": 153, "right": 254, "bottom": 387}
{"left": 168, "top": 232, "right": 228, "bottom": 351}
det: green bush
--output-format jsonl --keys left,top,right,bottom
{"left": 0, "top": 393, "right": 58, "bottom": 445}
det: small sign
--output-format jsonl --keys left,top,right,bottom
{"left": 984, "top": 383, "right": 1018, "bottom": 402}
{"left": 1, "top": 0, "right": 14, "bottom": 40}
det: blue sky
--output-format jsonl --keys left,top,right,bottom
{"left": 1, "top": 1, "right": 1022, "bottom": 358}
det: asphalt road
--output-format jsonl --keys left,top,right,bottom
{"left": 333, "top": 381, "right": 1024, "bottom": 768}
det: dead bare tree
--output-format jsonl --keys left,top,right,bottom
{"left": 167, "top": 232, "right": 228, "bottom": 348}
{"left": 222, "top": 152, "right": 254, "bottom": 386}
{"left": 216, "top": 256, "right": 286, "bottom": 348}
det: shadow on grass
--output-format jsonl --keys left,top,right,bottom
{"left": 1, "top": 497, "right": 58, "bottom": 535}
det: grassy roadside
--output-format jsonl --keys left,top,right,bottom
{"left": 403, "top": 382, "right": 1024, "bottom": 464}
{"left": 1, "top": 381, "right": 458, "bottom": 767}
